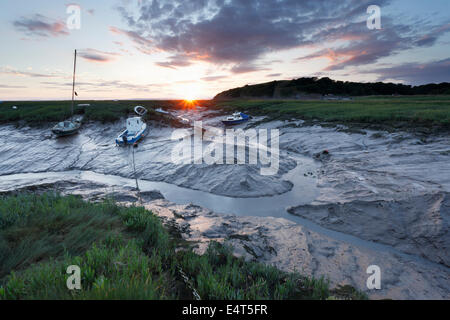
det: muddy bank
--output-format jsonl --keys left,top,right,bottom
{"left": 0, "top": 119, "right": 298, "bottom": 198}
{"left": 4, "top": 180, "right": 449, "bottom": 300}
{"left": 277, "top": 122, "right": 450, "bottom": 204}
{"left": 1, "top": 113, "right": 449, "bottom": 202}
{"left": 0, "top": 112, "right": 449, "bottom": 299}
{"left": 151, "top": 198, "right": 450, "bottom": 300}
{"left": 288, "top": 192, "right": 450, "bottom": 267}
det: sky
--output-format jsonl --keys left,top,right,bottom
{"left": 0, "top": 0, "right": 449, "bottom": 100}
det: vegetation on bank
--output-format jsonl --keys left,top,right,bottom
{"left": 214, "top": 77, "right": 450, "bottom": 99}
{"left": 213, "top": 95, "right": 450, "bottom": 127}
{"left": 2, "top": 95, "right": 448, "bottom": 129}
{"left": 0, "top": 193, "right": 366, "bottom": 300}
{"left": 0, "top": 100, "right": 202, "bottom": 126}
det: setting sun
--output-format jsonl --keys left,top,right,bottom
{"left": 181, "top": 98, "right": 197, "bottom": 109}
{"left": 175, "top": 83, "right": 203, "bottom": 103}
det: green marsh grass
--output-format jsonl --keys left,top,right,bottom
{"left": 214, "top": 95, "right": 450, "bottom": 126}
{"left": 0, "top": 100, "right": 206, "bottom": 125}
{"left": 0, "top": 193, "right": 366, "bottom": 300}
{"left": 1, "top": 96, "right": 448, "bottom": 128}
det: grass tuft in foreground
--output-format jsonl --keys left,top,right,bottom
{"left": 0, "top": 193, "right": 366, "bottom": 300}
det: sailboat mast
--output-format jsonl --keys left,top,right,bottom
{"left": 71, "top": 49, "right": 77, "bottom": 117}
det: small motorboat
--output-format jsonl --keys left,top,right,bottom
{"left": 116, "top": 108, "right": 148, "bottom": 146}
{"left": 155, "top": 107, "right": 169, "bottom": 114}
{"left": 177, "top": 115, "right": 190, "bottom": 124}
{"left": 52, "top": 120, "right": 81, "bottom": 137}
{"left": 134, "top": 106, "right": 147, "bottom": 116}
{"left": 221, "top": 112, "right": 249, "bottom": 125}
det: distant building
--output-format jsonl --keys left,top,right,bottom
{"left": 322, "top": 94, "right": 338, "bottom": 101}
{"left": 322, "top": 94, "right": 352, "bottom": 101}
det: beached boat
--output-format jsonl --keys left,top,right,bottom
{"left": 115, "top": 107, "right": 148, "bottom": 146}
{"left": 52, "top": 120, "right": 81, "bottom": 136}
{"left": 52, "top": 50, "right": 81, "bottom": 137}
{"left": 134, "top": 106, "right": 147, "bottom": 116}
{"left": 221, "top": 112, "right": 249, "bottom": 125}
{"left": 155, "top": 107, "right": 169, "bottom": 114}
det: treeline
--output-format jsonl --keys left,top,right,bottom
{"left": 214, "top": 77, "right": 450, "bottom": 99}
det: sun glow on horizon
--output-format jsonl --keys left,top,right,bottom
{"left": 175, "top": 83, "right": 204, "bottom": 103}
{"left": 181, "top": 99, "right": 197, "bottom": 109}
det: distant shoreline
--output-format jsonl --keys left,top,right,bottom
{"left": 1, "top": 96, "right": 449, "bottom": 134}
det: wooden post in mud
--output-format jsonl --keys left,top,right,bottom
{"left": 132, "top": 143, "right": 142, "bottom": 204}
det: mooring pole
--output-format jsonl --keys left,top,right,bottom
{"left": 71, "top": 49, "right": 77, "bottom": 119}
{"left": 132, "top": 143, "right": 141, "bottom": 203}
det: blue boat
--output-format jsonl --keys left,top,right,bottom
{"left": 116, "top": 106, "right": 149, "bottom": 146}
{"left": 221, "top": 112, "right": 250, "bottom": 125}
{"left": 116, "top": 116, "right": 148, "bottom": 146}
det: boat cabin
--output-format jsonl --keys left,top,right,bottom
{"left": 227, "top": 112, "right": 243, "bottom": 121}
{"left": 57, "top": 121, "right": 76, "bottom": 129}
{"left": 127, "top": 117, "right": 145, "bottom": 134}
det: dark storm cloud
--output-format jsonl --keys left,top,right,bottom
{"left": 13, "top": 14, "right": 69, "bottom": 37}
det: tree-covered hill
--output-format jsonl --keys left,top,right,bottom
{"left": 214, "top": 77, "right": 450, "bottom": 99}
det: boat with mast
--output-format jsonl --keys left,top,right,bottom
{"left": 52, "top": 49, "right": 81, "bottom": 137}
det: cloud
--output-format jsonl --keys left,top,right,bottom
{"left": 116, "top": 0, "right": 394, "bottom": 67}
{"left": 201, "top": 75, "right": 228, "bottom": 81}
{"left": 155, "top": 54, "right": 193, "bottom": 69}
{"left": 41, "top": 80, "right": 153, "bottom": 92}
{"left": 0, "top": 67, "right": 62, "bottom": 78}
{"left": 115, "top": 0, "right": 450, "bottom": 80}
{"left": 78, "top": 49, "right": 120, "bottom": 63}
{"left": 371, "top": 58, "right": 450, "bottom": 85}
{"left": 415, "top": 22, "right": 450, "bottom": 47}
{"left": 266, "top": 73, "right": 282, "bottom": 78}
{"left": 109, "top": 26, "right": 153, "bottom": 54}
{"left": 0, "top": 84, "right": 26, "bottom": 89}
{"left": 230, "top": 64, "right": 269, "bottom": 74}
{"left": 13, "top": 14, "right": 69, "bottom": 37}
{"left": 95, "top": 80, "right": 151, "bottom": 91}
{"left": 296, "top": 18, "right": 450, "bottom": 71}
{"left": 296, "top": 19, "right": 413, "bottom": 70}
